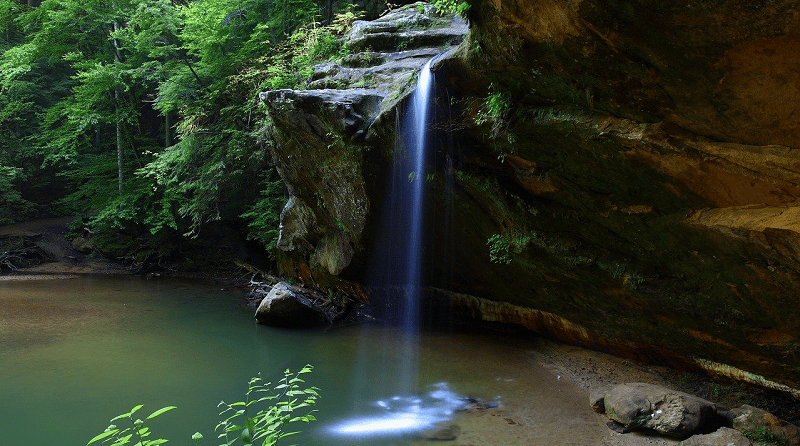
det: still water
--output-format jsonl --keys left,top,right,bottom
{"left": 0, "top": 274, "right": 599, "bottom": 445}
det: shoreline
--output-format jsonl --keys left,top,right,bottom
{"left": 2, "top": 218, "right": 798, "bottom": 444}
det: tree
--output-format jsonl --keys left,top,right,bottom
{"left": 0, "top": 0, "right": 365, "bottom": 264}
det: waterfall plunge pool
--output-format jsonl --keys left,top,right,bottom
{"left": 0, "top": 274, "right": 606, "bottom": 445}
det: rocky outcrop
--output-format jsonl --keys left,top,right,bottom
{"left": 252, "top": 280, "right": 350, "bottom": 326}
{"left": 261, "top": 3, "right": 468, "bottom": 282}
{"left": 592, "top": 384, "right": 800, "bottom": 444}
{"left": 260, "top": 0, "right": 800, "bottom": 392}
{"left": 444, "top": 0, "right": 800, "bottom": 390}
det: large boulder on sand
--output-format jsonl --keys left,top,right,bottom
{"left": 591, "top": 383, "right": 718, "bottom": 438}
{"left": 254, "top": 282, "right": 324, "bottom": 328}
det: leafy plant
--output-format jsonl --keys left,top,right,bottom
{"left": 241, "top": 175, "right": 286, "bottom": 254}
{"left": 432, "top": 0, "right": 471, "bottom": 17}
{"left": 488, "top": 230, "right": 536, "bottom": 264}
{"left": 87, "top": 366, "right": 319, "bottom": 446}
{"left": 474, "top": 88, "right": 511, "bottom": 139}
{"left": 88, "top": 405, "right": 177, "bottom": 446}
{"left": 216, "top": 365, "right": 319, "bottom": 446}
{"left": 487, "top": 233, "right": 512, "bottom": 264}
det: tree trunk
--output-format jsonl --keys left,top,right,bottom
{"left": 165, "top": 112, "right": 172, "bottom": 148}
{"left": 113, "top": 19, "right": 123, "bottom": 198}
{"left": 116, "top": 94, "right": 123, "bottom": 197}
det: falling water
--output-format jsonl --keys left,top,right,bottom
{"left": 328, "top": 59, "right": 447, "bottom": 440}
{"left": 365, "top": 58, "right": 434, "bottom": 332}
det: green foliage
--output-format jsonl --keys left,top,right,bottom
{"left": 259, "top": 10, "right": 355, "bottom": 91}
{"left": 431, "top": 0, "right": 470, "bottom": 17}
{"left": 87, "top": 404, "right": 177, "bottom": 446}
{"left": 0, "top": 0, "right": 362, "bottom": 260}
{"left": 216, "top": 365, "right": 319, "bottom": 446}
{"left": 474, "top": 87, "right": 511, "bottom": 138}
{"left": 88, "top": 366, "right": 319, "bottom": 446}
{"left": 0, "top": 165, "right": 34, "bottom": 224}
{"left": 241, "top": 176, "right": 286, "bottom": 253}
{"left": 487, "top": 233, "right": 512, "bottom": 264}
{"left": 487, "top": 230, "right": 536, "bottom": 264}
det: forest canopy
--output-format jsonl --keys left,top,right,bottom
{"left": 0, "top": 0, "right": 381, "bottom": 261}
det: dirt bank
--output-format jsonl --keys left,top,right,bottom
{"left": 0, "top": 217, "right": 127, "bottom": 275}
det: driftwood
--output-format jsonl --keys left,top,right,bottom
{"left": 0, "top": 250, "right": 19, "bottom": 270}
{"left": 0, "top": 234, "right": 51, "bottom": 271}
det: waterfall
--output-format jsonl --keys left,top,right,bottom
{"left": 402, "top": 58, "right": 432, "bottom": 328}
{"left": 328, "top": 59, "right": 452, "bottom": 440}
{"left": 370, "top": 58, "right": 434, "bottom": 391}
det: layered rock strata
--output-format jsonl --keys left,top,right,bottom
{"left": 261, "top": 0, "right": 800, "bottom": 392}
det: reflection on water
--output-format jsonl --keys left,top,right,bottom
{"left": 328, "top": 382, "right": 467, "bottom": 438}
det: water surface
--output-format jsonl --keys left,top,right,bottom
{"left": 0, "top": 274, "right": 604, "bottom": 445}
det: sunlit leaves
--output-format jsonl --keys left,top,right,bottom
{"left": 1, "top": 0, "right": 357, "bottom": 252}
{"left": 216, "top": 366, "right": 320, "bottom": 446}
{"left": 88, "top": 404, "right": 175, "bottom": 446}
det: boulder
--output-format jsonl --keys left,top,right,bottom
{"left": 71, "top": 236, "right": 93, "bottom": 254}
{"left": 730, "top": 405, "right": 800, "bottom": 446}
{"left": 254, "top": 282, "right": 324, "bottom": 328}
{"left": 678, "top": 427, "right": 752, "bottom": 446}
{"left": 592, "top": 383, "right": 717, "bottom": 438}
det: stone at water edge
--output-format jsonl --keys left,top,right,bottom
{"left": 591, "top": 383, "right": 718, "bottom": 438}
{"left": 730, "top": 405, "right": 800, "bottom": 446}
{"left": 678, "top": 427, "right": 753, "bottom": 446}
{"left": 254, "top": 282, "right": 324, "bottom": 328}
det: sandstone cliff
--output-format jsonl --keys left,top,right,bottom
{"left": 261, "top": 1, "right": 800, "bottom": 392}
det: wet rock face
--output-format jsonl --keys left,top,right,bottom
{"left": 469, "top": 0, "right": 800, "bottom": 148}
{"left": 261, "top": 2, "right": 468, "bottom": 279}
{"left": 262, "top": 0, "right": 800, "bottom": 390}
{"left": 445, "top": 0, "right": 800, "bottom": 387}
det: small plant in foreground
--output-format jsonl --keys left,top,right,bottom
{"left": 217, "top": 365, "right": 319, "bottom": 446}
{"left": 88, "top": 365, "right": 319, "bottom": 446}
{"left": 87, "top": 405, "right": 177, "bottom": 446}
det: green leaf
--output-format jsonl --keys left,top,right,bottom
{"left": 87, "top": 428, "right": 118, "bottom": 445}
{"left": 146, "top": 406, "right": 177, "bottom": 420}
